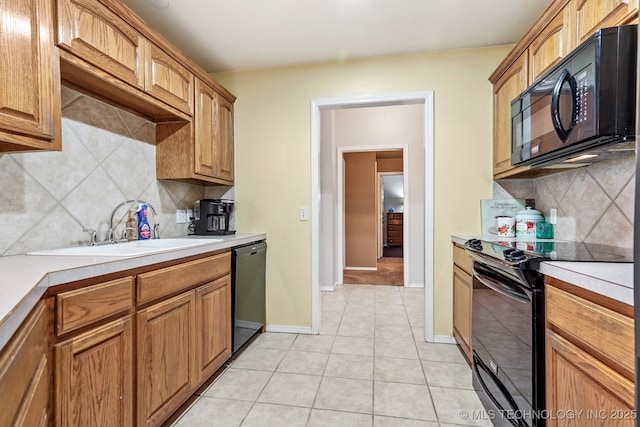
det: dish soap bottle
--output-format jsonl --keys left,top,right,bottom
{"left": 125, "top": 209, "right": 138, "bottom": 241}
{"left": 137, "top": 204, "right": 151, "bottom": 240}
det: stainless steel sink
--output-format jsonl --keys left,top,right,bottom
{"left": 27, "top": 238, "right": 223, "bottom": 257}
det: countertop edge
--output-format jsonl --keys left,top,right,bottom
{"left": 0, "top": 233, "right": 266, "bottom": 349}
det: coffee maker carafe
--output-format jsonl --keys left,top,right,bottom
{"left": 193, "top": 199, "right": 235, "bottom": 235}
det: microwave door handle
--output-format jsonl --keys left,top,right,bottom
{"left": 551, "top": 69, "right": 577, "bottom": 141}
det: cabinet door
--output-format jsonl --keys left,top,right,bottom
{"left": 0, "top": 301, "right": 50, "bottom": 427}
{"left": 57, "top": 0, "right": 144, "bottom": 89}
{"left": 546, "top": 329, "right": 634, "bottom": 427}
{"left": 56, "top": 316, "right": 133, "bottom": 427}
{"left": 529, "top": 5, "right": 573, "bottom": 83}
{"left": 194, "top": 79, "right": 218, "bottom": 178}
{"left": 145, "top": 43, "right": 194, "bottom": 115}
{"left": 194, "top": 79, "right": 234, "bottom": 183}
{"left": 492, "top": 53, "right": 528, "bottom": 178}
{"left": 453, "top": 265, "right": 472, "bottom": 362}
{"left": 214, "top": 94, "right": 235, "bottom": 183}
{"left": 0, "top": 0, "right": 61, "bottom": 151}
{"left": 575, "top": 0, "right": 639, "bottom": 45}
{"left": 137, "top": 292, "right": 195, "bottom": 427}
{"left": 195, "top": 276, "right": 232, "bottom": 384}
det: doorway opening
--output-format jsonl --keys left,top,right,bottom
{"left": 342, "top": 150, "right": 404, "bottom": 286}
{"left": 311, "top": 91, "right": 434, "bottom": 342}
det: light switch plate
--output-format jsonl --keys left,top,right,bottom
{"left": 299, "top": 207, "right": 309, "bottom": 221}
{"left": 176, "top": 209, "right": 187, "bottom": 223}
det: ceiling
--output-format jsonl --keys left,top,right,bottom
{"left": 120, "top": 0, "right": 551, "bottom": 74}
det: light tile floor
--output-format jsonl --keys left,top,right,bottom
{"left": 172, "top": 284, "right": 492, "bottom": 427}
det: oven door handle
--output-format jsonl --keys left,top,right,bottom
{"left": 472, "top": 353, "right": 528, "bottom": 427}
{"left": 472, "top": 264, "right": 531, "bottom": 304}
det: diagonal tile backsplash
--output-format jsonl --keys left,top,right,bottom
{"left": 494, "top": 155, "right": 635, "bottom": 248}
{"left": 0, "top": 86, "right": 216, "bottom": 255}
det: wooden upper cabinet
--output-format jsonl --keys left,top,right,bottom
{"left": 57, "top": 0, "right": 145, "bottom": 89}
{"left": 214, "top": 95, "right": 235, "bottom": 183}
{"left": 574, "top": 0, "right": 639, "bottom": 44}
{"left": 492, "top": 53, "right": 529, "bottom": 178}
{"left": 0, "top": 0, "right": 61, "bottom": 152}
{"left": 194, "top": 79, "right": 234, "bottom": 182}
{"left": 529, "top": 5, "right": 574, "bottom": 83}
{"left": 145, "top": 43, "right": 194, "bottom": 115}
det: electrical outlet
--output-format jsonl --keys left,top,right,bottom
{"left": 186, "top": 209, "right": 193, "bottom": 220}
{"left": 299, "top": 207, "right": 309, "bottom": 221}
{"left": 549, "top": 208, "right": 557, "bottom": 225}
{"left": 176, "top": 209, "right": 187, "bottom": 224}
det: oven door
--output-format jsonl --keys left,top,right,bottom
{"left": 471, "top": 262, "right": 544, "bottom": 427}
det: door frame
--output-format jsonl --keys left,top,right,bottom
{"left": 310, "top": 91, "right": 435, "bottom": 342}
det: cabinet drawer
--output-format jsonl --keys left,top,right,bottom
{"left": 387, "top": 231, "right": 402, "bottom": 238}
{"left": 388, "top": 220, "right": 403, "bottom": 225}
{"left": 546, "top": 284, "right": 634, "bottom": 376}
{"left": 453, "top": 244, "right": 473, "bottom": 275}
{"left": 137, "top": 251, "right": 230, "bottom": 305}
{"left": 57, "top": 276, "right": 134, "bottom": 335}
{"left": 387, "top": 225, "right": 402, "bottom": 232}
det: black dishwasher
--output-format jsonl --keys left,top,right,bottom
{"left": 231, "top": 240, "right": 266, "bottom": 353}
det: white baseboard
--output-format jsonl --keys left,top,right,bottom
{"left": 406, "top": 282, "right": 424, "bottom": 288}
{"left": 321, "top": 285, "right": 335, "bottom": 292}
{"left": 265, "top": 324, "right": 314, "bottom": 335}
{"left": 431, "top": 335, "right": 456, "bottom": 344}
{"left": 344, "top": 266, "right": 377, "bottom": 271}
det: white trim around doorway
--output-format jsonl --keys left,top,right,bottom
{"left": 310, "top": 91, "right": 434, "bottom": 342}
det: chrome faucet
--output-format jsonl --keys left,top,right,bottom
{"left": 108, "top": 200, "right": 160, "bottom": 243}
{"left": 83, "top": 228, "right": 98, "bottom": 246}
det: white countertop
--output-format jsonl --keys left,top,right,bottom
{"left": 0, "top": 233, "right": 266, "bottom": 348}
{"left": 451, "top": 235, "right": 633, "bottom": 306}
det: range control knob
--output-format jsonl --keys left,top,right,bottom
{"left": 466, "top": 239, "right": 483, "bottom": 250}
{"left": 505, "top": 250, "right": 526, "bottom": 262}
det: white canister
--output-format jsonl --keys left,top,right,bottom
{"left": 496, "top": 216, "right": 516, "bottom": 237}
{"left": 515, "top": 207, "right": 544, "bottom": 238}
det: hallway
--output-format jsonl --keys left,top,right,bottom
{"left": 343, "top": 258, "right": 404, "bottom": 286}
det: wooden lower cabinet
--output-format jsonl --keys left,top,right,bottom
{"left": 546, "top": 330, "right": 634, "bottom": 427}
{"left": 0, "top": 301, "right": 51, "bottom": 427}
{"left": 452, "top": 265, "right": 472, "bottom": 362}
{"left": 195, "top": 276, "right": 232, "bottom": 382}
{"left": 452, "top": 244, "right": 473, "bottom": 363}
{"left": 55, "top": 316, "right": 133, "bottom": 427}
{"left": 545, "top": 279, "right": 635, "bottom": 426}
{"left": 137, "top": 292, "right": 196, "bottom": 427}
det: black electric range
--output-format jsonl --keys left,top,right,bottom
{"left": 463, "top": 238, "right": 632, "bottom": 427}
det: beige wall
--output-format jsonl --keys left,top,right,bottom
{"left": 344, "top": 152, "right": 377, "bottom": 268}
{"left": 213, "top": 46, "right": 510, "bottom": 334}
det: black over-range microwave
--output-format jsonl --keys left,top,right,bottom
{"left": 511, "top": 24, "right": 637, "bottom": 169}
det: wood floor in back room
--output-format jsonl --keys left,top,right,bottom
{"left": 342, "top": 257, "right": 404, "bottom": 286}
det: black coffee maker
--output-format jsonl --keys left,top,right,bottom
{"left": 193, "top": 199, "right": 235, "bottom": 235}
